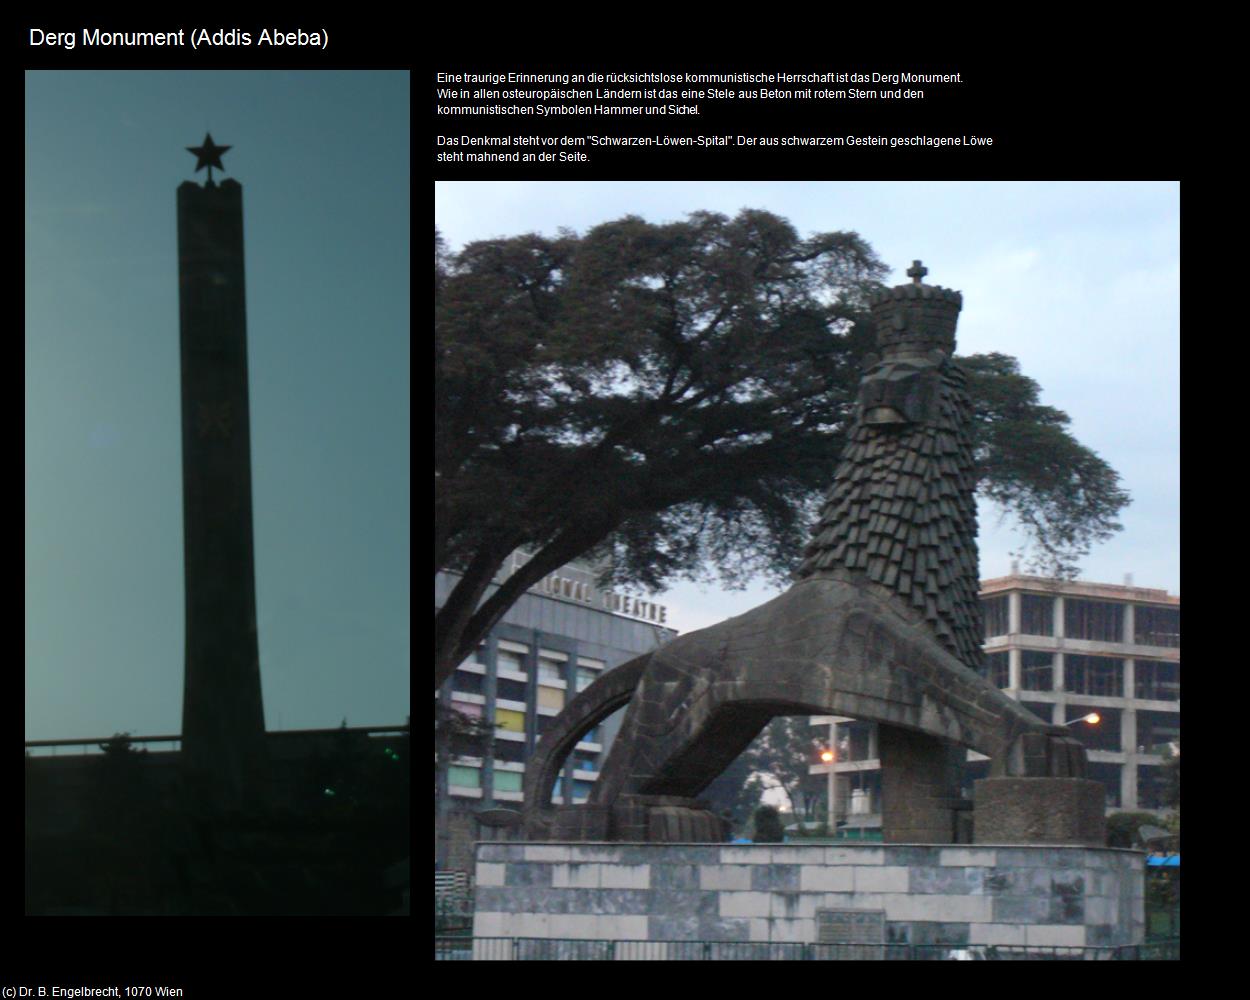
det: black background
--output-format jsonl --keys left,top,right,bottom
{"left": 19, "top": 15, "right": 1201, "bottom": 986}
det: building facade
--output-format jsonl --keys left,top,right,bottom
{"left": 811, "top": 575, "right": 1180, "bottom": 835}
{"left": 436, "top": 555, "right": 676, "bottom": 870}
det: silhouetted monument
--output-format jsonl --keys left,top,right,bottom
{"left": 523, "top": 262, "right": 1105, "bottom": 846}
{"left": 177, "top": 134, "right": 268, "bottom": 812}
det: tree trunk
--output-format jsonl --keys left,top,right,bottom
{"left": 434, "top": 544, "right": 513, "bottom": 688}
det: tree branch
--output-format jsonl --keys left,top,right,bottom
{"left": 434, "top": 539, "right": 519, "bottom": 687}
{"left": 447, "top": 523, "right": 615, "bottom": 678}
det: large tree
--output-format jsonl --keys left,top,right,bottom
{"left": 435, "top": 210, "right": 1129, "bottom": 688}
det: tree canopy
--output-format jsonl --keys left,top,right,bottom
{"left": 698, "top": 751, "right": 764, "bottom": 836}
{"left": 737, "top": 716, "right": 825, "bottom": 821}
{"left": 961, "top": 353, "right": 1129, "bottom": 580}
{"left": 698, "top": 716, "right": 824, "bottom": 833}
{"left": 435, "top": 210, "right": 1129, "bottom": 688}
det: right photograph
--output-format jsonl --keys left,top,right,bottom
{"left": 435, "top": 181, "right": 1179, "bottom": 958}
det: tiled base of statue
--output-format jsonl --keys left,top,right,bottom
{"left": 472, "top": 841, "right": 1145, "bottom": 953}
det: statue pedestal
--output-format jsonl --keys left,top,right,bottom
{"left": 973, "top": 778, "right": 1106, "bottom": 847}
{"left": 534, "top": 796, "right": 726, "bottom": 842}
{"left": 879, "top": 725, "right": 967, "bottom": 843}
{"left": 611, "top": 795, "right": 728, "bottom": 842}
{"left": 473, "top": 841, "right": 1145, "bottom": 953}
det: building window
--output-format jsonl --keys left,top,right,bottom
{"left": 1135, "top": 606, "right": 1180, "bottom": 648}
{"left": 535, "top": 714, "right": 555, "bottom": 735}
{"left": 982, "top": 651, "right": 1009, "bottom": 689}
{"left": 451, "top": 670, "right": 484, "bottom": 696}
{"left": 496, "top": 677, "right": 528, "bottom": 704}
{"left": 982, "top": 596, "right": 1009, "bottom": 638}
{"left": 448, "top": 765, "right": 481, "bottom": 789}
{"left": 495, "top": 708, "right": 526, "bottom": 733}
{"left": 845, "top": 722, "right": 873, "bottom": 762}
{"left": 572, "top": 751, "right": 598, "bottom": 772}
{"left": 1065, "top": 655, "right": 1124, "bottom": 698}
{"left": 1020, "top": 594, "right": 1055, "bottom": 636}
{"left": 575, "top": 666, "right": 600, "bottom": 692}
{"left": 579, "top": 725, "right": 601, "bottom": 745}
{"left": 1068, "top": 704, "right": 1121, "bottom": 753}
{"left": 494, "top": 739, "right": 526, "bottom": 763}
{"left": 1135, "top": 660, "right": 1180, "bottom": 702}
{"left": 1136, "top": 710, "right": 1179, "bottom": 754}
{"left": 458, "top": 645, "right": 487, "bottom": 670}
{"left": 1086, "top": 761, "right": 1122, "bottom": 808}
{"left": 573, "top": 779, "right": 594, "bottom": 801}
{"left": 1136, "top": 764, "right": 1169, "bottom": 809}
{"left": 1065, "top": 599, "right": 1124, "bottom": 643}
{"left": 494, "top": 770, "right": 523, "bottom": 793}
{"left": 538, "top": 657, "right": 566, "bottom": 684}
{"left": 1021, "top": 650, "right": 1054, "bottom": 691}
{"left": 496, "top": 647, "right": 529, "bottom": 676}
{"left": 537, "top": 686, "right": 564, "bottom": 711}
{"left": 450, "top": 728, "right": 489, "bottom": 758}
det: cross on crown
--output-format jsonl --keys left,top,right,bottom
{"left": 906, "top": 260, "right": 928, "bottom": 284}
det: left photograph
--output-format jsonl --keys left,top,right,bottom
{"left": 25, "top": 70, "right": 410, "bottom": 915}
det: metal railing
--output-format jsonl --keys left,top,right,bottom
{"left": 434, "top": 937, "right": 1179, "bottom": 961}
{"left": 24, "top": 725, "right": 408, "bottom": 757}
{"left": 24, "top": 734, "right": 182, "bottom": 756}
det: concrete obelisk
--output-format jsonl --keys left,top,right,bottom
{"left": 177, "top": 134, "right": 268, "bottom": 812}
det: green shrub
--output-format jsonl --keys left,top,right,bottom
{"left": 752, "top": 805, "right": 785, "bottom": 843}
{"left": 1105, "top": 811, "right": 1161, "bottom": 848}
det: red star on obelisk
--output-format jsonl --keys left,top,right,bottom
{"left": 186, "top": 132, "right": 231, "bottom": 183}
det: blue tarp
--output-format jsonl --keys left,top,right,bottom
{"left": 1147, "top": 854, "right": 1180, "bottom": 866}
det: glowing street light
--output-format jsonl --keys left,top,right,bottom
{"left": 821, "top": 744, "right": 837, "bottom": 834}
{"left": 1064, "top": 712, "right": 1101, "bottom": 726}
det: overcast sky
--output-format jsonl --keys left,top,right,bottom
{"left": 435, "top": 180, "right": 1179, "bottom": 635}
{"left": 26, "top": 71, "right": 410, "bottom": 741}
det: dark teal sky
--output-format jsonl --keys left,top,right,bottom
{"left": 26, "top": 71, "right": 410, "bottom": 740}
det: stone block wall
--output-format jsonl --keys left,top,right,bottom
{"left": 473, "top": 842, "right": 1144, "bottom": 950}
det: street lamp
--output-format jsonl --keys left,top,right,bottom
{"left": 1064, "top": 712, "right": 1101, "bottom": 726}
{"left": 820, "top": 746, "right": 836, "bottom": 836}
